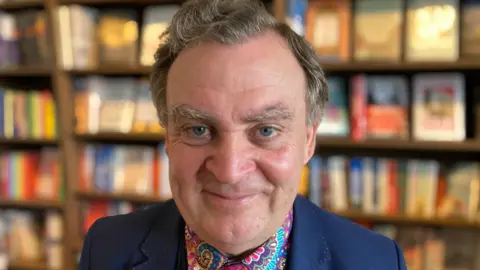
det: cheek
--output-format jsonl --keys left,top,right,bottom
{"left": 256, "top": 144, "right": 303, "bottom": 190}
{"left": 168, "top": 144, "right": 204, "bottom": 186}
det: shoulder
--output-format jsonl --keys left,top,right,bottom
{"left": 294, "top": 197, "right": 406, "bottom": 269}
{"left": 79, "top": 200, "right": 179, "bottom": 269}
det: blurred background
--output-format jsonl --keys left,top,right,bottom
{"left": 0, "top": 0, "right": 477, "bottom": 269}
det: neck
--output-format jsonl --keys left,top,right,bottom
{"left": 214, "top": 235, "right": 275, "bottom": 257}
{"left": 185, "top": 209, "right": 294, "bottom": 257}
{"left": 224, "top": 245, "right": 262, "bottom": 259}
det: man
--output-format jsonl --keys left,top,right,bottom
{"left": 79, "top": 0, "right": 407, "bottom": 269}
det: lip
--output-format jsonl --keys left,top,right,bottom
{"left": 202, "top": 190, "right": 258, "bottom": 210}
{"left": 204, "top": 191, "right": 254, "bottom": 200}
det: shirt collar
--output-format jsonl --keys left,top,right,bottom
{"left": 185, "top": 209, "right": 293, "bottom": 269}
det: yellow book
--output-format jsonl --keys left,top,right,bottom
{"left": 44, "top": 94, "right": 56, "bottom": 139}
{"left": 298, "top": 165, "right": 309, "bottom": 197}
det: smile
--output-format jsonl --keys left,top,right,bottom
{"left": 202, "top": 191, "right": 258, "bottom": 209}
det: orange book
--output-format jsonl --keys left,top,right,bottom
{"left": 306, "top": 0, "right": 351, "bottom": 62}
{"left": 152, "top": 147, "right": 160, "bottom": 197}
{"left": 83, "top": 201, "right": 109, "bottom": 235}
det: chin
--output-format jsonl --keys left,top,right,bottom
{"left": 200, "top": 209, "right": 270, "bottom": 252}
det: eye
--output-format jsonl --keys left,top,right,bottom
{"left": 190, "top": 126, "right": 208, "bottom": 136}
{"left": 258, "top": 126, "right": 276, "bottom": 137}
{"left": 181, "top": 125, "right": 212, "bottom": 146}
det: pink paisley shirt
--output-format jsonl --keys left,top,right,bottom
{"left": 185, "top": 210, "right": 293, "bottom": 270}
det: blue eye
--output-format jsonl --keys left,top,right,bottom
{"left": 259, "top": 127, "right": 275, "bottom": 137}
{"left": 191, "top": 126, "right": 208, "bottom": 136}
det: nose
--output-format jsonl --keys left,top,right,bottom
{"left": 204, "top": 134, "right": 256, "bottom": 184}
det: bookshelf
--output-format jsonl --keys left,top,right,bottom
{"left": 0, "top": 0, "right": 478, "bottom": 269}
{"left": 8, "top": 260, "right": 50, "bottom": 270}
{"left": 336, "top": 211, "right": 480, "bottom": 230}
{"left": 76, "top": 190, "right": 164, "bottom": 205}
{"left": 0, "top": 199, "right": 62, "bottom": 210}
{"left": 0, "top": 68, "right": 51, "bottom": 77}
{"left": 75, "top": 132, "right": 164, "bottom": 143}
{"left": 64, "top": 60, "right": 480, "bottom": 75}
{"left": 316, "top": 138, "right": 480, "bottom": 154}
{"left": 0, "top": 1, "right": 44, "bottom": 10}
{"left": 0, "top": 138, "right": 57, "bottom": 146}
{"left": 321, "top": 60, "right": 480, "bottom": 72}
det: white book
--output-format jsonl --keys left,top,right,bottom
{"left": 412, "top": 73, "right": 465, "bottom": 141}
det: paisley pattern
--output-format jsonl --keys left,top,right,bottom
{"left": 185, "top": 210, "right": 293, "bottom": 270}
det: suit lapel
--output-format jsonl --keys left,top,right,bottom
{"left": 132, "top": 200, "right": 185, "bottom": 270}
{"left": 129, "top": 196, "right": 331, "bottom": 270}
{"left": 288, "top": 196, "right": 332, "bottom": 270}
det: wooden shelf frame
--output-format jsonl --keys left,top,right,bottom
{"left": 0, "top": 67, "right": 51, "bottom": 77}
{"left": 321, "top": 60, "right": 480, "bottom": 72}
{"left": 0, "top": 0, "right": 44, "bottom": 10}
{"left": 64, "top": 59, "right": 480, "bottom": 76}
{"left": 316, "top": 137, "right": 480, "bottom": 153}
{"left": 76, "top": 190, "right": 480, "bottom": 230}
{"left": 337, "top": 211, "right": 480, "bottom": 230}
{"left": 60, "top": 0, "right": 184, "bottom": 5}
{"left": 67, "top": 66, "right": 151, "bottom": 76}
{"left": 0, "top": 198, "right": 63, "bottom": 210}
{"left": 0, "top": 138, "right": 57, "bottom": 146}
{"left": 76, "top": 132, "right": 164, "bottom": 143}
{"left": 75, "top": 132, "right": 480, "bottom": 155}
{"left": 8, "top": 259, "right": 49, "bottom": 270}
{"left": 76, "top": 190, "right": 165, "bottom": 205}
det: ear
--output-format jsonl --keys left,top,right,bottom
{"left": 304, "top": 121, "right": 319, "bottom": 164}
{"left": 162, "top": 124, "right": 169, "bottom": 157}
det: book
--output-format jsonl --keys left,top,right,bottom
{"left": 405, "top": 0, "right": 459, "bottom": 61}
{"left": 317, "top": 76, "right": 349, "bottom": 136}
{"left": 140, "top": 5, "right": 179, "bottom": 67}
{"left": 354, "top": 0, "right": 402, "bottom": 61}
{"left": 305, "top": 0, "right": 350, "bottom": 62}
{"left": 412, "top": 73, "right": 465, "bottom": 141}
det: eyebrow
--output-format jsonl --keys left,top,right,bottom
{"left": 168, "top": 104, "right": 215, "bottom": 124}
{"left": 243, "top": 104, "right": 294, "bottom": 122}
{"left": 168, "top": 103, "right": 294, "bottom": 124}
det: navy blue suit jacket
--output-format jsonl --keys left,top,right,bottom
{"left": 78, "top": 196, "right": 407, "bottom": 270}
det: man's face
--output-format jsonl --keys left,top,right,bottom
{"left": 165, "top": 31, "right": 318, "bottom": 254}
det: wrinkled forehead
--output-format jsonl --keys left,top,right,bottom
{"left": 165, "top": 34, "right": 306, "bottom": 123}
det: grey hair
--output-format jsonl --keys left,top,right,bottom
{"left": 150, "top": 0, "right": 328, "bottom": 126}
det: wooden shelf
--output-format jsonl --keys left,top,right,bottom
{"left": 67, "top": 66, "right": 152, "bottom": 76}
{"left": 9, "top": 260, "right": 49, "bottom": 270}
{"left": 75, "top": 191, "right": 480, "bottom": 229}
{"left": 321, "top": 60, "right": 480, "bottom": 72}
{"left": 316, "top": 137, "right": 480, "bottom": 153}
{"left": 76, "top": 190, "right": 165, "bottom": 204}
{"left": 0, "top": 137, "right": 57, "bottom": 146}
{"left": 65, "top": 61, "right": 480, "bottom": 76}
{"left": 73, "top": 239, "right": 83, "bottom": 251}
{"left": 0, "top": 1, "right": 44, "bottom": 10}
{"left": 75, "top": 133, "right": 480, "bottom": 154}
{"left": 59, "top": 0, "right": 271, "bottom": 5}
{"left": 0, "top": 67, "right": 50, "bottom": 77}
{"left": 60, "top": 0, "right": 182, "bottom": 5}
{"left": 336, "top": 211, "right": 480, "bottom": 230}
{"left": 0, "top": 198, "right": 63, "bottom": 210}
{"left": 75, "top": 132, "right": 164, "bottom": 143}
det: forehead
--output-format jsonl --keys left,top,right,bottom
{"left": 166, "top": 31, "right": 306, "bottom": 122}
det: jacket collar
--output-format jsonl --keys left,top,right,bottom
{"left": 288, "top": 195, "right": 332, "bottom": 270}
{"left": 132, "top": 200, "right": 185, "bottom": 270}
{"left": 132, "top": 196, "right": 331, "bottom": 270}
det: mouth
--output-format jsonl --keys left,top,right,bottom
{"left": 202, "top": 190, "right": 258, "bottom": 207}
